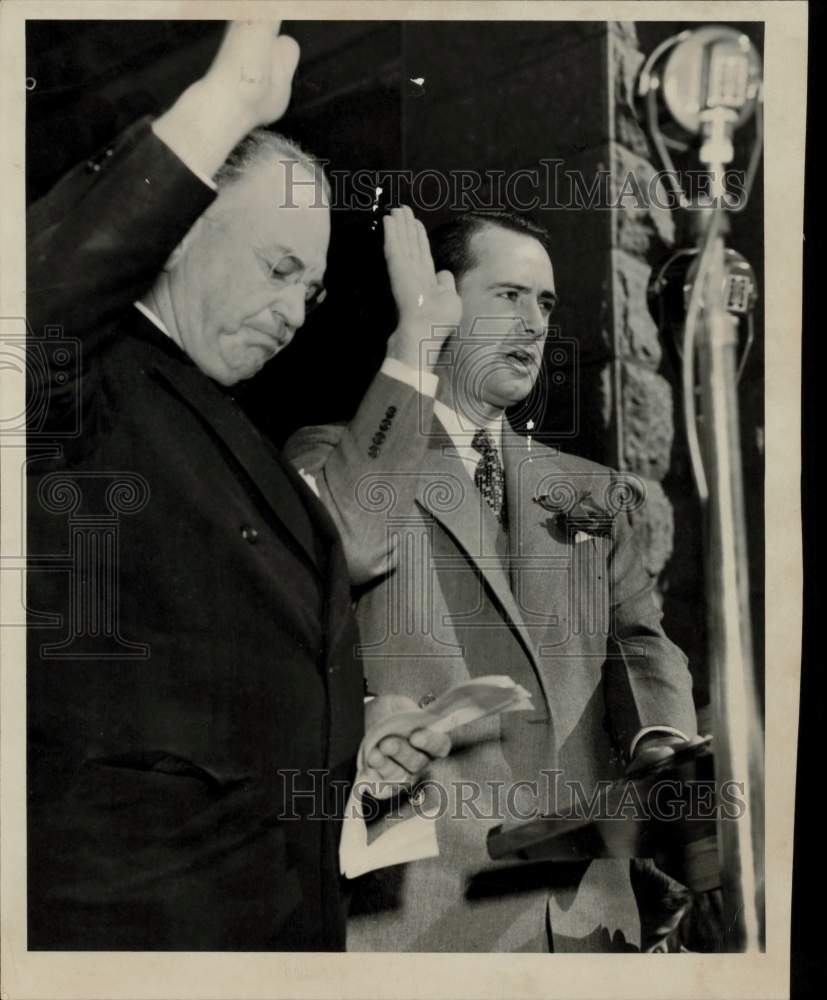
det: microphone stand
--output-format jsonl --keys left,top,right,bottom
{"left": 691, "top": 180, "right": 765, "bottom": 951}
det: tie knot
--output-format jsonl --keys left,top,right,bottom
{"left": 471, "top": 427, "right": 496, "bottom": 456}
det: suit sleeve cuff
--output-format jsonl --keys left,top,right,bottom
{"left": 629, "top": 726, "right": 690, "bottom": 759}
{"left": 380, "top": 357, "right": 438, "bottom": 398}
{"left": 151, "top": 120, "right": 218, "bottom": 191}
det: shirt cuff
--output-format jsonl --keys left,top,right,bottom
{"left": 629, "top": 726, "right": 691, "bottom": 759}
{"left": 380, "top": 357, "right": 438, "bottom": 398}
{"left": 150, "top": 120, "right": 218, "bottom": 191}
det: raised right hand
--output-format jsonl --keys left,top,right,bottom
{"left": 384, "top": 206, "right": 462, "bottom": 372}
{"left": 196, "top": 20, "right": 301, "bottom": 134}
{"left": 153, "top": 21, "right": 301, "bottom": 180}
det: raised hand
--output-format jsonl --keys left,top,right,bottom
{"left": 198, "top": 20, "right": 301, "bottom": 134}
{"left": 153, "top": 21, "right": 301, "bottom": 179}
{"left": 383, "top": 206, "right": 462, "bottom": 372}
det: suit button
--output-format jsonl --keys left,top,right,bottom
{"left": 240, "top": 525, "right": 259, "bottom": 543}
{"left": 418, "top": 693, "right": 436, "bottom": 708}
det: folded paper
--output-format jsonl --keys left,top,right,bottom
{"left": 340, "top": 676, "right": 533, "bottom": 878}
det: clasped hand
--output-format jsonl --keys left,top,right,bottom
{"left": 360, "top": 695, "right": 451, "bottom": 801}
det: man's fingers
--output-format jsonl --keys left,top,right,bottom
{"left": 409, "top": 728, "right": 451, "bottom": 759}
{"left": 359, "top": 768, "right": 406, "bottom": 801}
{"left": 366, "top": 745, "right": 388, "bottom": 769}
{"left": 415, "top": 220, "right": 436, "bottom": 277}
{"left": 400, "top": 206, "right": 418, "bottom": 262}
{"left": 220, "top": 19, "right": 282, "bottom": 60}
{"left": 376, "top": 736, "right": 429, "bottom": 775}
{"left": 371, "top": 758, "right": 410, "bottom": 783}
{"left": 200, "top": 19, "right": 301, "bottom": 128}
{"left": 367, "top": 741, "right": 421, "bottom": 780}
{"left": 272, "top": 34, "right": 300, "bottom": 80}
{"left": 366, "top": 731, "right": 441, "bottom": 780}
{"left": 384, "top": 207, "right": 430, "bottom": 272}
{"left": 383, "top": 213, "right": 400, "bottom": 261}
{"left": 384, "top": 209, "right": 421, "bottom": 287}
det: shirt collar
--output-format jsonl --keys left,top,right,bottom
{"left": 134, "top": 300, "right": 172, "bottom": 339}
{"left": 433, "top": 400, "right": 504, "bottom": 463}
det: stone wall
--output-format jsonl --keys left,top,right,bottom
{"left": 607, "top": 23, "right": 677, "bottom": 585}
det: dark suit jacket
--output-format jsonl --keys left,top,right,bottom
{"left": 26, "top": 119, "right": 364, "bottom": 951}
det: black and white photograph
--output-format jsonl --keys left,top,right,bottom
{"left": 0, "top": 2, "right": 807, "bottom": 998}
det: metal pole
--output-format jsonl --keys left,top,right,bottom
{"left": 696, "top": 230, "right": 765, "bottom": 951}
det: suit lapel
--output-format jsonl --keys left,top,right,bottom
{"left": 415, "top": 416, "right": 547, "bottom": 693}
{"left": 131, "top": 314, "right": 328, "bottom": 575}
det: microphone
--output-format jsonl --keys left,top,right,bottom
{"left": 647, "top": 246, "right": 758, "bottom": 380}
{"left": 639, "top": 25, "right": 762, "bottom": 376}
{"left": 638, "top": 26, "right": 763, "bottom": 204}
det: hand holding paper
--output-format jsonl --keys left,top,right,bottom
{"left": 361, "top": 694, "right": 451, "bottom": 799}
{"left": 341, "top": 676, "right": 534, "bottom": 878}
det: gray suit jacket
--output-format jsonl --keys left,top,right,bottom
{"left": 286, "top": 372, "right": 697, "bottom": 952}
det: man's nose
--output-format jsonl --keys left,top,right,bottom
{"left": 274, "top": 283, "right": 307, "bottom": 331}
{"left": 517, "top": 300, "right": 546, "bottom": 339}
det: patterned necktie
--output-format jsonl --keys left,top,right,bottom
{"left": 472, "top": 427, "right": 507, "bottom": 528}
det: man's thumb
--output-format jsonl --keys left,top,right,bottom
{"left": 436, "top": 270, "right": 456, "bottom": 292}
{"left": 273, "top": 34, "right": 301, "bottom": 83}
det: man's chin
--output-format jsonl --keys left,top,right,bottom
{"left": 224, "top": 345, "right": 278, "bottom": 383}
{"left": 487, "top": 377, "right": 537, "bottom": 410}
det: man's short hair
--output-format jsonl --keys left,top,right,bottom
{"left": 214, "top": 128, "right": 330, "bottom": 201}
{"left": 430, "top": 210, "right": 552, "bottom": 282}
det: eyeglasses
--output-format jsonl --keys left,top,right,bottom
{"left": 258, "top": 252, "right": 328, "bottom": 315}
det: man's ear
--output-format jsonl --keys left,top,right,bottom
{"left": 162, "top": 215, "right": 207, "bottom": 272}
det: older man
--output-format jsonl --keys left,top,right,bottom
{"left": 26, "top": 23, "right": 446, "bottom": 951}
{"left": 286, "top": 208, "right": 698, "bottom": 952}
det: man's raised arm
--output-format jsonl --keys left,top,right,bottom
{"left": 151, "top": 20, "right": 299, "bottom": 181}
{"left": 27, "top": 21, "right": 299, "bottom": 345}
{"left": 286, "top": 206, "right": 460, "bottom": 586}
